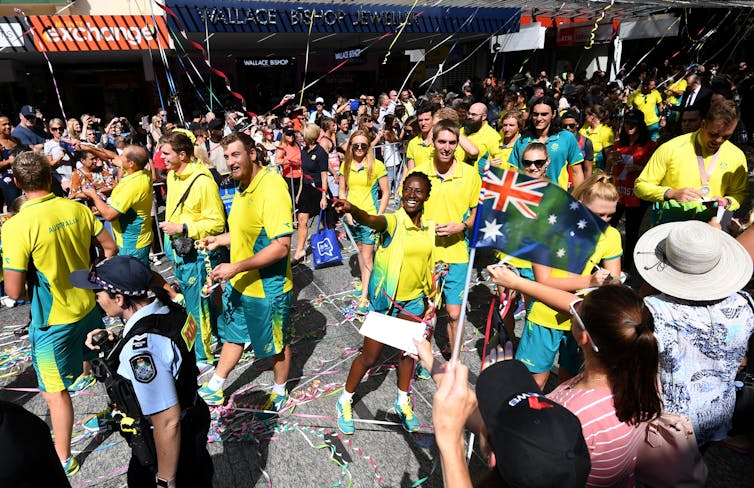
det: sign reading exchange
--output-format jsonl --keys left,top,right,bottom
{"left": 167, "top": 1, "right": 520, "bottom": 34}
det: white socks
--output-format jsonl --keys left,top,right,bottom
{"left": 272, "top": 382, "right": 287, "bottom": 396}
{"left": 207, "top": 374, "right": 226, "bottom": 392}
{"left": 339, "top": 390, "right": 354, "bottom": 405}
{"left": 396, "top": 389, "right": 409, "bottom": 404}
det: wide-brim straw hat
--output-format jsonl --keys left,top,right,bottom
{"left": 634, "top": 221, "right": 752, "bottom": 301}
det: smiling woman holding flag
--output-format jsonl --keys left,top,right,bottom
{"left": 332, "top": 172, "right": 436, "bottom": 435}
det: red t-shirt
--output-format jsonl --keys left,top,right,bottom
{"left": 613, "top": 139, "right": 657, "bottom": 207}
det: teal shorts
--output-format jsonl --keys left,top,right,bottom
{"left": 119, "top": 246, "right": 150, "bottom": 267}
{"left": 514, "top": 319, "right": 583, "bottom": 375}
{"left": 346, "top": 220, "right": 376, "bottom": 245}
{"left": 370, "top": 295, "right": 425, "bottom": 318}
{"left": 219, "top": 287, "right": 291, "bottom": 359}
{"left": 443, "top": 263, "right": 468, "bottom": 306}
{"left": 30, "top": 307, "right": 101, "bottom": 392}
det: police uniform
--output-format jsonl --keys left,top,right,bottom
{"left": 71, "top": 256, "right": 213, "bottom": 487}
{"left": 110, "top": 300, "right": 213, "bottom": 487}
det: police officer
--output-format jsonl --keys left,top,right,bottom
{"left": 70, "top": 256, "right": 213, "bottom": 488}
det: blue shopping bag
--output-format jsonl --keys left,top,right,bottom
{"left": 311, "top": 209, "right": 342, "bottom": 268}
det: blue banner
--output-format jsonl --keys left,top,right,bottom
{"left": 166, "top": 1, "right": 520, "bottom": 34}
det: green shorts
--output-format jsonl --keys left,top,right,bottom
{"left": 345, "top": 220, "right": 376, "bottom": 245}
{"left": 30, "top": 307, "right": 101, "bottom": 392}
{"left": 443, "top": 263, "right": 469, "bottom": 306}
{"left": 119, "top": 246, "right": 150, "bottom": 267}
{"left": 219, "top": 287, "right": 291, "bottom": 359}
{"left": 514, "top": 319, "right": 583, "bottom": 375}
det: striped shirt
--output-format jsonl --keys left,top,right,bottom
{"left": 548, "top": 376, "right": 643, "bottom": 487}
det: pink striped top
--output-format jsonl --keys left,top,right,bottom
{"left": 548, "top": 376, "right": 643, "bottom": 488}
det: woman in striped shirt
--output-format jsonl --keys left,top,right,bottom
{"left": 487, "top": 268, "right": 663, "bottom": 487}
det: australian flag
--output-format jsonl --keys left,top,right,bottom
{"left": 470, "top": 165, "right": 607, "bottom": 274}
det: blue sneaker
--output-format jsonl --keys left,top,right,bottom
{"left": 337, "top": 399, "right": 355, "bottom": 435}
{"left": 415, "top": 364, "right": 431, "bottom": 381}
{"left": 394, "top": 397, "right": 419, "bottom": 432}
{"left": 265, "top": 390, "right": 290, "bottom": 412}
{"left": 82, "top": 406, "right": 113, "bottom": 433}
{"left": 62, "top": 456, "right": 80, "bottom": 478}
{"left": 68, "top": 373, "right": 96, "bottom": 392}
{"left": 198, "top": 383, "right": 225, "bottom": 406}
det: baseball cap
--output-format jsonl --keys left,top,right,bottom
{"left": 20, "top": 105, "right": 36, "bottom": 117}
{"left": 476, "top": 360, "right": 591, "bottom": 488}
{"left": 70, "top": 256, "right": 153, "bottom": 296}
{"left": 315, "top": 96, "right": 325, "bottom": 104}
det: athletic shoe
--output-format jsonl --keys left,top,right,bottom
{"left": 62, "top": 456, "right": 80, "bottom": 478}
{"left": 198, "top": 383, "right": 225, "bottom": 406}
{"left": 394, "top": 397, "right": 419, "bottom": 432}
{"left": 355, "top": 299, "right": 369, "bottom": 316}
{"left": 265, "top": 390, "right": 290, "bottom": 412}
{"left": 353, "top": 282, "right": 362, "bottom": 297}
{"left": 337, "top": 399, "right": 355, "bottom": 435}
{"left": 82, "top": 406, "right": 113, "bottom": 433}
{"left": 415, "top": 364, "right": 431, "bottom": 381}
{"left": 149, "top": 254, "right": 162, "bottom": 266}
{"left": 68, "top": 373, "right": 96, "bottom": 392}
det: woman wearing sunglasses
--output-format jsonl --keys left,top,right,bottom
{"left": 517, "top": 160, "right": 623, "bottom": 390}
{"left": 486, "top": 266, "right": 662, "bottom": 488}
{"left": 339, "top": 130, "right": 389, "bottom": 314}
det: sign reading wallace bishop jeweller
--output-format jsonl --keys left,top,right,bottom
{"left": 167, "top": 1, "right": 520, "bottom": 34}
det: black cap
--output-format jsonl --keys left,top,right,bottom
{"left": 561, "top": 109, "right": 581, "bottom": 123}
{"left": 208, "top": 118, "right": 224, "bottom": 131}
{"left": 70, "top": 256, "right": 152, "bottom": 296}
{"left": 476, "top": 360, "right": 591, "bottom": 488}
{"left": 20, "top": 105, "right": 35, "bottom": 117}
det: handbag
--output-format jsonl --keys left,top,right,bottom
{"left": 635, "top": 412, "right": 708, "bottom": 488}
{"left": 167, "top": 174, "right": 206, "bottom": 257}
{"left": 310, "top": 209, "right": 342, "bottom": 269}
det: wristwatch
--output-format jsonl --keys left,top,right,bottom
{"left": 156, "top": 476, "right": 176, "bottom": 487}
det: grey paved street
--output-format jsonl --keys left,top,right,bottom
{"left": 0, "top": 230, "right": 753, "bottom": 487}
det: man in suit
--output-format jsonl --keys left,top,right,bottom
{"left": 681, "top": 74, "right": 713, "bottom": 115}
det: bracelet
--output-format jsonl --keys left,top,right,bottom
{"left": 156, "top": 476, "right": 176, "bottom": 487}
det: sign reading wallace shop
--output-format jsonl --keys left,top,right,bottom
{"left": 167, "top": 1, "right": 520, "bottom": 34}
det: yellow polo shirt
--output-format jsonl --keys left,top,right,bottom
{"left": 579, "top": 123, "right": 614, "bottom": 155}
{"left": 2, "top": 193, "right": 104, "bottom": 326}
{"left": 406, "top": 135, "right": 465, "bottom": 168}
{"left": 462, "top": 123, "right": 502, "bottom": 165}
{"left": 414, "top": 160, "right": 481, "bottom": 264}
{"left": 627, "top": 89, "right": 663, "bottom": 126}
{"left": 109, "top": 169, "right": 153, "bottom": 250}
{"left": 527, "top": 226, "right": 622, "bottom": 331}
{"left": 665, "top": 78, "right": 687, "bottom": 106}
{"left": 340, "top": 159, "right": 387, "bottom": 215}
{"left": 634, "top": 131, "right": 748, "bottom": 210}
{"left": 228, "top": 168, "right": 293, "bottom": 298}
{"left": 383, "top": 210, "right": 434, "bottom": 300}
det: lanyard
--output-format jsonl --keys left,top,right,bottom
{"left": 694, "top": 135, "right": 721, "bottom": 193}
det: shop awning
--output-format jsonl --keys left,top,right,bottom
{"left": 28, "top": 15, "right": 172, "bottom": 52}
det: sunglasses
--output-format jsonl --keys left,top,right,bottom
{"left": 50, "top": 127, "right": 63, "bottom": 132}
{"left": 523, "top": 159, "right": 547, "bottom": 168}
{"left": 563, "top": 123, "right": 578, "bottom": 129}
{"left": 351, "top": 143, "right": 369, "bottom": 150}
{"left": 569, "top": 299, "right": 599, "bottom": 353}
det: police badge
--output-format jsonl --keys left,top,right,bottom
{"left": 130, "top": 354, "right": 156, "bottom": 383}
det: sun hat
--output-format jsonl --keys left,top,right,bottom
{"left": 476, "top": 360, "right": 591, "bottom": 488}
{"left": 634, "top": 220, "right": 752, "bottom": 301}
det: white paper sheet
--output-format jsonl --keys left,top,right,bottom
{"left": 359, "top": 311, "right": 426, "bottom": 355}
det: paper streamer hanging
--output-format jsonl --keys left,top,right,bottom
{"left": 156, "top": 2, "right": 255, "bottom": 117}
{"left": 298, "top": 9, "right": 317, "bottom": 107}
{"left": 15, "top": 8, "right": 66, "bottom": 120}
{"left": 584, "top": 0, "right": 614, "bottom": 50}
{"left": 382, "top": 0, "right": 420, "bottom": 65}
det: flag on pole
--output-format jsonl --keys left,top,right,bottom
{"left": 470, "top": 166, "right": 607, "bottom": 274}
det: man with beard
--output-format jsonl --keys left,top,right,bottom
{"left": 197, "top": 132, "right": 293, "bottom": 411}
{"left": 461, "top": 103, "right": 502, "bottom": 171}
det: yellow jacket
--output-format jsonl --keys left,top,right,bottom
{"left": 165, "top": 162, "right": 225, "bottom": 239}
